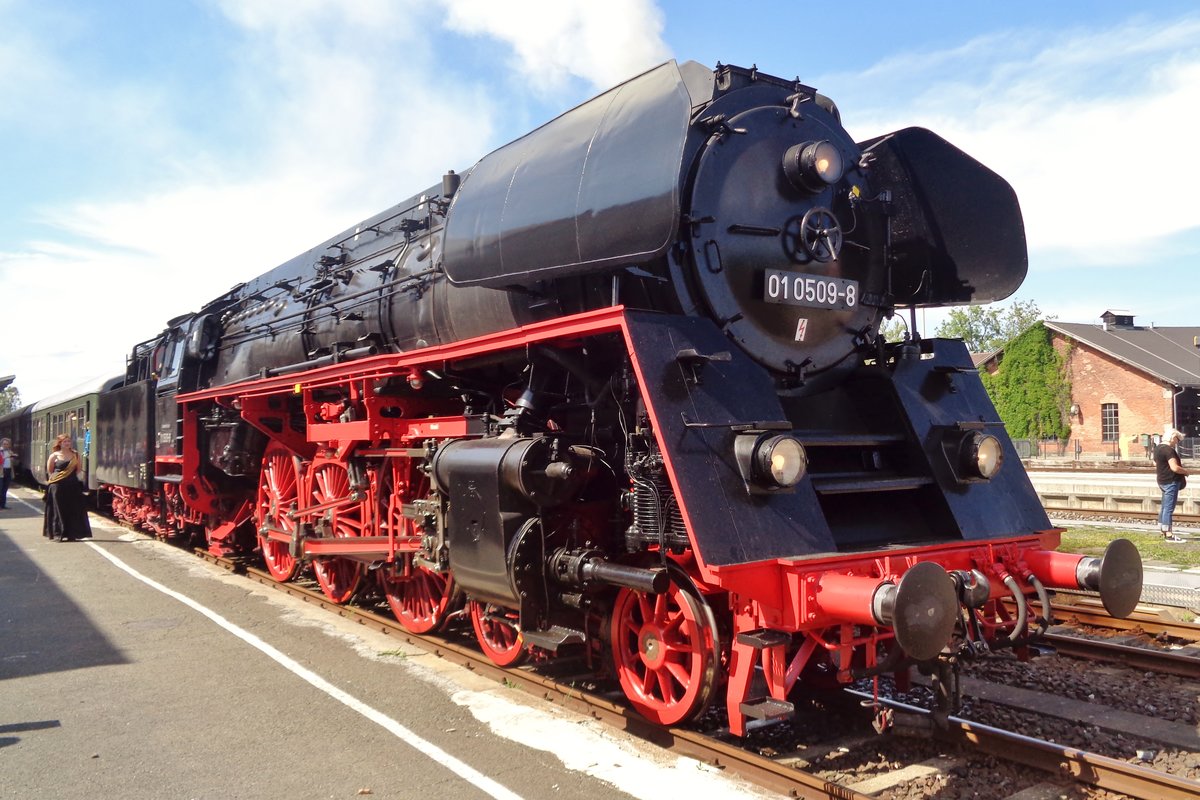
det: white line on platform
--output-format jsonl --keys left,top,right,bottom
{"left": 85, "top": 541, "right": 526, "bottom": 800}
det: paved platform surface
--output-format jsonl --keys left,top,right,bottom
{"left": 0, "top": 488, "right": 779, "bottom": 800}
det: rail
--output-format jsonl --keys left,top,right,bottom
{"left": 1038, "top": 597, "right": 1200, "bottom": 641}
{"left": 845, "top": 690, "right": 1199, "bottom": 800}
{"left": 1042, "top": 632, "right": 1200, "bottom": 679}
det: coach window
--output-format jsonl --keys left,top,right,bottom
{"left": 70, "top": 406, "right": 85, "bottom": 445}
{"left": 1100, "top": 403, "right": 1119, "bottom": 442}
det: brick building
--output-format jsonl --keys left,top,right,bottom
{"left": 979, "top": 311, "right": 1200, "bottom": 459}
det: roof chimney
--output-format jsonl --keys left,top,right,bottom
{"left": 1100, "top": 310, "right": 1135, "bottom": 328}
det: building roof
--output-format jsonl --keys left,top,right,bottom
{"left": 1045, "top": 321, "right": 1200, "bottom": 387}
{"left": 970, "top": 350, "right": 999, "bottom": 367}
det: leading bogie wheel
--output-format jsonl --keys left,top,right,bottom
{"left": 609, "top": 565, "right": 719, "bottom": 726}
{"left": 468, "top": 600, "right": 528, "bottom": 667}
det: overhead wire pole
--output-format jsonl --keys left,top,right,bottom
{"left": 1193, "top": 336, "right": 1200, "bottom": 448}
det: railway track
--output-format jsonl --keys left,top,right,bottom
{"left": 1040, "top": 598, "right": 1200, "bottom": 679}
{"left": 1046, "top": 506, "right": 1200, "bottom": 526}
{"left": 191, "top": 547, "right": 1197, "bottom": 800}
{"left": 846, "top": 690, "right": 1200, "bottom": 800}
{"left": 1043, "top": 632, "right": 1200, "bottom": 678}
{"left": 1003, "top": 597, "right": 1200, "bottom": 678}
{"left": 1044, "top": 598, "right": 1200, "bottom": 641}
{"left": 191, "top": 549, "right": 875, "bottom": 800}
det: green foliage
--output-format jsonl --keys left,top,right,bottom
{"left": 936, "top": 300, "right": 1046, "bottom": 352}
{"left": 0, "top": 386, "right": 20, "bottom": 415}
{"left": 980, "top": 323, "right": 1071, "bottom": 440}
{"left": 878, "top": 315, "right": 909, "bottom": 344}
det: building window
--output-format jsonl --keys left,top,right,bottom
{"left": 1101, "top": 403, "right": 1119, "bottom": 442}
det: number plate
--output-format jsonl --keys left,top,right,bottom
{"left": 763, "top": 270, "right": 858, "bottom": 310}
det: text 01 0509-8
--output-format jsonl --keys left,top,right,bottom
{"left": 763, "top": 270, "right": 858, "bottom": 310}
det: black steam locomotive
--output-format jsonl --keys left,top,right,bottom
{"left": 7, "top": 61, "right": 1142, "bottom": 735}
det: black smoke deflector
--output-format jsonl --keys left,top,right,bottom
{"left": 859, "top": 127, "right": 1027, "bottom": 307}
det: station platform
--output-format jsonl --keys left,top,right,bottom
{"left": 1029, "top": 469, "right": 1200, "bottom": 517}
{"left": 0, "top": 487, "right": 778, "bottom": 800}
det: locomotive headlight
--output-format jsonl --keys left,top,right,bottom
{"left": 735, "top": 432, "right": 807, "bottom": 493}
{"left": 762, "top": 436, "right": 807, "bottom": 486}
{"left": 961, "top": 432, "right": 1004, "bottom": 480}
{"left": 783, "top": 140, "right": 846, "bottom": 193}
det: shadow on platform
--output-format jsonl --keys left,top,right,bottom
{"left": 0, "top": 522, "right": 128, "bottom": 681}
{"left": 0, "top": 719, "right": 61, "bottom": 749}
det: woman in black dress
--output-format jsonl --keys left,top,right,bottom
{"left": 43, "top": 434, "right": 92, "bottom": 541}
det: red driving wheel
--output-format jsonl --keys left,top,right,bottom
{"left": 255, "top": 442, "right": 303, "bottom": 582}
{"left": 308, "top": 458, "right": 365, "bottom": 603}
{"left": 376, "top": 458, "right": 455, "bottom": 633}
{"left": 380, "top": 559, "right": 454, "bottom": 634}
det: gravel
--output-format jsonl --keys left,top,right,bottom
{"left": 718, "top": 640, "right": 1199, "bottom": 799}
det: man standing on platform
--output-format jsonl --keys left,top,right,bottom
{"left": 1154, "top": 427, "right": 1189, "bottom": 543}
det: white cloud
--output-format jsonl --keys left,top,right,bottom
{"left": 0, "top": 2, "right": 502, "bottom": 402}
{"left": 831, "top": 16, "right": 1200, "bottom": 267}
{"left": 437, "top": 0, "right": 670, "bottom": 91}
{"left": 213, "top": 0, "right": 406, "bottom": 32}
{"left": 0, "top": 1, "right": 674, "bottom": 402}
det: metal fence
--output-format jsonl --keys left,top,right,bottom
{"left": 1058, "top": 584, "right": 1200, "bottom": 613}
{"left": 1141, "top": 582, "right": 1200, "bottom": 613}
{"left": 1012, "top": 438, "right": 1088, "bottom": 460}
{"left": 1012, "top": 436, "right": 1199, "bottom": 464}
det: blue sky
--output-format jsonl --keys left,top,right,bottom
{"left": 3, "top": 0, "right": 1198, "bottom": 401}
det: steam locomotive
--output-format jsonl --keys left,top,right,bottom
{"left": 5, "top": 60, "right": 1142, "bottom": 735}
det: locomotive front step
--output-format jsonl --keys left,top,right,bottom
{"left": 735, "top": 628, "right": 793, "bottom": 649}
{"left": 811, "top": 475, "right": 935, "bottom": 494}
{"left": 521, "top": 625, "right": 587, "bottom": 652}
{"left": 739, "top": 698, "right": 795, "bottom": 721}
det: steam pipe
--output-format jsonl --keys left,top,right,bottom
{"left": 1027, "top": 574, "right": 1053, "bottom": 634}
{"left": 991, "top": 574, "right": 1028, "bottom": 649}
{"left": 548, "top": 548, "right": 668, "bottom": 594}
{"left": 264, "top": 345, "right": 379, "bottom": 378}
{"left": 581, "top": 560, "right": 669, "bottom": 594}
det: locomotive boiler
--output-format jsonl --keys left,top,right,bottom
{"left": 76, "top": 60, "right": 1141, "bottom": 735}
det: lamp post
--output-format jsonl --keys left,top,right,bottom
{"left": 1193, "top": 336, "right": 1200, "bottom": 439}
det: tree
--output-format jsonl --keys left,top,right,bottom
{"left": 0, "top": 386, "right": 19, "bottom": 415}
{"left": 878, "top": 315, "right": 910, "bottom": 344}
{"left": 980, "top": 323, "right": 1072, "bottom": 440}
{"left": 935, "top": 300, "right": 1046, "bottom": 353}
